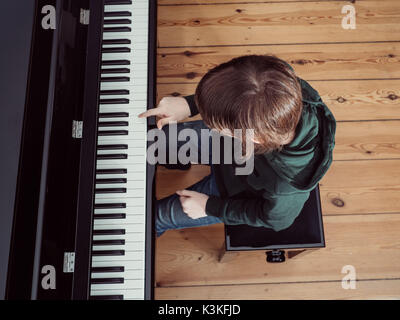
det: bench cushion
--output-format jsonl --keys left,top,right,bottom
{"left": 225, "top": 184, "right": 325, "bottom": 250}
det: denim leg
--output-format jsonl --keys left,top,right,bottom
{"left": 155, "top": 165, "right": 221, "bottom": 237}
{"left": 156, "top": 120, "right": 222, "bottom": 237}
{"left": 160, "top": 120, "right": 213, "bottom": 166}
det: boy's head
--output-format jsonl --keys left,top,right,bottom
{"left": 195, "top": 55, "right": 303, "bottom": 154}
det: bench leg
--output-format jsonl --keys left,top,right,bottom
{"left": 218, "top": 240, "right": 239, "bottom": 263}
{"left": 287, "top": 248, "right": 319, "bottom": 260}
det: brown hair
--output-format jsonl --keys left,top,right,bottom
{"left": 195, "top": 55, "right": 303, "bottom": 154}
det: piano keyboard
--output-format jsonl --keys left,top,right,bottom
{"left": 90, "top": 0, "right": 150, "bottom": 300}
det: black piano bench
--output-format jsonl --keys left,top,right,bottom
{"left": 218, "top": 184, "right": 325, "bottom": 263}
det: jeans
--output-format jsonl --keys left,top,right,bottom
{"left": 155, "top": 120, "right": 222, "bottom": 237}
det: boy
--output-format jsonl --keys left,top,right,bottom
{"left": 139, "top": 55, "right": 336, "bottom": 237}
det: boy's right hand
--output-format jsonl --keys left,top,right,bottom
{"left": 138, "top": 96, "right": 191, "bottom": 129}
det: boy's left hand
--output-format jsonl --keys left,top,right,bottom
{"left": 176, "top": 189, "right": 209, "bottom": 219}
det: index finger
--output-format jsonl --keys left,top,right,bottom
{"left": 138, "top": 107, "right": 163, "bottom": 118}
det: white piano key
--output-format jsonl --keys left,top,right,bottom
{"left": 105, "top": 4, "right": 148, "bottom": 13}
{"left": 99, "top": 82, "right": 147, "bottom": 90}
{"left": 93, "top": 222, "right": 143, "bottom": 229}
{"left": 90, "top": 279, "right": 145, "bottom": 291}
{"left": 93, "top": 221, "right": 145, "bottom": 231}
{"left": 93, "top": 222, "right": 145, "bottom": 232}
{"left": 96, "top": 164, "right": 146, "bottom": 174}
{"left": 102, "top": 50, "right": 147, "bottom": 61}
{"left": 90, "top": 289, "right": 144, "bottom": 300}
{"left": 93, "top": 217, "right": 145, "bottom": 226}
{"left": 90, "top": 256, "right": 145, "bottom": 268}
{"left": 96, "top": 122, "right": 146, "bottom": 131}
{"left": 91, "top": 269, "right": 144, "bottom": 280}
{"left": 102, "top": 40, "right": 148, "bottom": 50}
{"left": 95, "top": 194, "right": 145, "bottom": 201}
{"left": 103, "top": 30, "right": 148, "bottom": 40}
{"left": 98, "top": 100, "right": 148, "bottom": 109}
{"left": 93, "top": 208, "right": 145, "bottom": 216}
{"left": 99, "top": 93, "right": 147, "bottom": 103}
{"left": 95, "top": 160, "right": 146, "bottom": 168}
{"left": 97, "top": 141, "right": 146, "bottom": 151}
{"left": 98, "top": 123, "right": 146, "bottom": 132}
{"left": 94, "top": 196, "right": 145, "bottom": 204}
{"left": 91, "top": 251, "right": 145, "bottom": 264}
{"left": 92, "top": 243, "right": 145, "bottom": 252}
{"left": 93, "top": 234, "right": 143, "bottom": 242}
{"left": 92, "top": 245, "right": 127, "bottom": 251}
{"left": 97, "top": 133, "right": 146, "bottom": 143}
{"left": 98, "top": 106, "right": 147, "bottom": 115}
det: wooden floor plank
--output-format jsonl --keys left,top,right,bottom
{"left": 320, "top": 159, "right": 400, "bottom": 214}
{"left": 155, "top": 214, "right": 400, "bottom": 287}
{"left": 333, "top": 121, "right": 400, "bottom": 161}
{"left": 157, "top": 42, "right": 400, "bottom": 83}
{"left": 157, "top": 80, "right": 400, "bottom": 121}
{"left": 155, "top": 279, "right": 400, "bottom": 300}
{"left": 158, "top": 1, "right": 400, "bottom": 47}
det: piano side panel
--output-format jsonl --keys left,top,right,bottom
{"left": 145, "top": 0, "right": 158, "bottom": 300}
{"left": 0, "top": 0, "right": 35, "bottom": 300}
{"left": 34, "top": 0, "right": 99, "bottom": 300}
{"left": 5, "top": 0, "right": 56, "bottom": 299}
{"left": 72, "top": 0, "right": 104, "bottom": 300}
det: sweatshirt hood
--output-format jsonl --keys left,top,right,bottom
{"left": 261, "top": 78, "right": 336, "bottom": 191}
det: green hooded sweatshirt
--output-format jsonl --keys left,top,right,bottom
{"left": 183, "top": 77, "right": 336, "bottom": 232}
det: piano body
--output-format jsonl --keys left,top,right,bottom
{"left": 0, "top": 0, "right": 156, "bottom": 300}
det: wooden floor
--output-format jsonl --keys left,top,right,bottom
{"left": 153, "top": 0, "right": 400, "bottom": 299}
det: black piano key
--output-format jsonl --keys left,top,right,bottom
{"left": 104, "top": 19, "right": 131, "bottom": 25}
{"left": 91, "top": 278, "right": 124, "bottom": 285}
{"left": 97, "top": 154, "right": 128, "bottom": 160}
{"left": 97, "top": 130, "right": 128, "bottom": 136}
{"left": 90, "top": 295, "right": 123, "bottom": 300}
{"left": 95, "top": 188, "right": 127, "bottom": 194}
{"left": 105, "top": 0, "right": 132, "bottom": 5}
{"left": 93, "top": 213, "right": 126, "bottom": 219}
{"left": 104, "top": 11, "right": 132, "bottom": 18}
{"left": 98, "top": 121, "right": 129, "bottom": 127}
{"left": 92, "top": 239, "right": 125, "bottom": 246}
{"left": 100, "top": 90, "right": 129, "bottom": 96}
{"left": 101, "top": 68, "right": 130, "bottom": 74}
{"left": 102, "top": 47, "right": 131, "bottom": 53}
{"left": 91, "top": 250, "right": 125, "bottom": 257}
{"left": 99, "top": 98, "right": 129, "bottom": 104}
{"left": 103, "top": 27, "right": 131, "bottom": 33}
{"left": 93, "top": 229, "right": 125, "bottom": 235}
{"left": 94, "top": 203, "right": 126, "bottom": 209}
{"left": 97, "top": 144, "right": 128, "bottom": 150}
{"left": 96, "top": 168, "right": 127, "bottom": 175}
{"left": 96, "top": 178, "right": 127, "bottom": 184}
{"left": 91, "top": 266, "right": 125, "bottom": 273}
{"left": 102, "top": 59, "right": 130, "bottom": 66}
{"left": 99, "top": 112, "right": 129, "bottom": 118}
{"left": 101, "top": 76, "right": 130, "bottom": 82}
{"left": 103, "top": 38, "right": 131, "bottom": 44}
